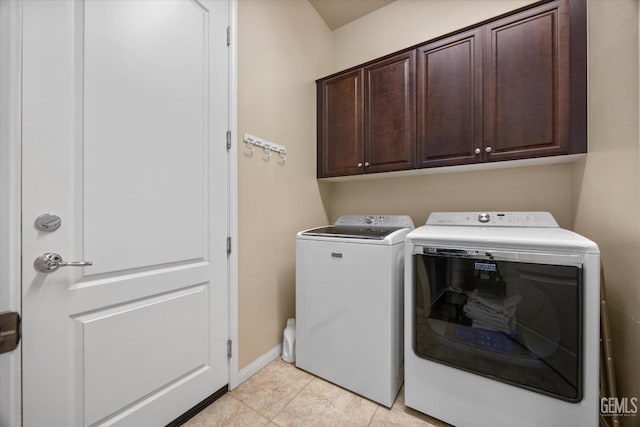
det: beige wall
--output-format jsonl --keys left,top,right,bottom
{"left": 332, "top": 0, "right": 537, "bottom": 70}
{"left": 573, "top": 0, "right": 640, "bottom": 403}
{"left": 237, "top": 0, "right": 332, "bottom": 369}
{"left": 331, "top": 164, "right": 574, "bottom": 228}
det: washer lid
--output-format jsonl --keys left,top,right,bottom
{"left": 301, "top": 226, "right": 400, "bottom": 240}
{"left": 300, "top": 214, "right": 414, "bottom": 240}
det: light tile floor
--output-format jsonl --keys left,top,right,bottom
{"left": 185, "top": 358, "right": 451, "bottom": 427}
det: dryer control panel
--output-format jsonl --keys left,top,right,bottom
{"left": 426, "top": 212, "right": 559, "bottom": 228}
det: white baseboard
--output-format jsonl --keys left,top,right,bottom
{"left": 235, "top": 343, "right": 282, "bottom": 387}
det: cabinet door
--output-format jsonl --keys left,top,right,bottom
{"left": 416, "top": 29, "right": 482, "bottom": 168}
{"left": 364, "top": 51, "right": 416, "bottom": 173}
{"left": 484, "top": 0, "right": 569, "bottom": 161}
{"left": 317, "top": 70, "right": 364, "bottom": 178}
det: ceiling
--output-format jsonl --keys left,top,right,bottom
{"left": 308, "top": 0, "right": 396, "bottom": 30}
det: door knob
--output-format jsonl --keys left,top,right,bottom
{"left": 485, "top": 146, "right": 492, "bottom": 153}
{"left": 474, "top": 148, "right": 481, "bottom": 155}
{"left": 34, "top": 253, "right": 93, "bottom": 273}
{"left": 357, "top": 162, "right": 363, "bottom": 168}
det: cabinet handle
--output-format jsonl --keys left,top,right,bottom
{"left": 357, "top": 162, "right": 363, "bottom": 168}
{"left": 474, "top": 148, "right": 481, "bottom": 155}
{"left": 364, "top": 162, "right": 370, "bottom": 167}
{"left": 485, "top": 146, "right": 492, "bottom": 153}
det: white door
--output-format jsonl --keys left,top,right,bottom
{"left": 21, "top": 0, "right": 230, "bottom": 425}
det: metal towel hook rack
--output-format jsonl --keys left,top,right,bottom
{"left": 243, "top": 133, "right": 287, "bottom": 165}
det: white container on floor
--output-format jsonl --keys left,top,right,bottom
{"left": 282, "top": 318, "right": 296, "bottom": 363}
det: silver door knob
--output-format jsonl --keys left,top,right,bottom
{"left": 357, "top": 162, "right": 363, "bottom": 168}
{"left": 364, "top": 162, "right": 370, "bottom": 167}
{"left": 485, "top": 146, "right": 492, "bottom": 153}
{"left": 474, "top": 148, "right": 481, "bottom": 155}
{"left": 34, "top": 253, "right": 93, "bottom": 273}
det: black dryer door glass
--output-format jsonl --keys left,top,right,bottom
{"left": 413, "top": 253, "right": 583, "bottom": 402}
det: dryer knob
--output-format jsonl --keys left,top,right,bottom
{"left": 478, "top": 213, "right": 490, "bottom": 223}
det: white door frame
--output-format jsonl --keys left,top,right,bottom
{"left": 0, "top": 0, "right": 23, "bottom": 425}
{"left": 0, "top": 0, "right": 240, "bottom": 424}
{"left": 228, "top": 0, "right": 241, "bottom": 391}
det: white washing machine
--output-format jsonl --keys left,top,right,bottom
{"left": 404, "top": 212, "right": 600, "bottom": 427}
{"left": 296, "top": 215, "right": 414, "bottom": 407}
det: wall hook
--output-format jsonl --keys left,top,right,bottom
{"left": 245, "top": 140, "right": 255, "bottom": 156}
{"left": 263, "top": 145, "right": 272, "bottom": 160}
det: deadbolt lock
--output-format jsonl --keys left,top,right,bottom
{"left": 35, "top": 213, "right": 62, "bottom": 232}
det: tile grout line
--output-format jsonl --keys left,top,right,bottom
{"left": 367, "top": 405, "right": 381, "bottom": 427}
{"left": 230, "top": 359, "right": 284, "bottom": 421}
{"left": 225, "top": 394, "right": 267, "bottom": 426}
{"left": 266, "top": 368, "right": 316, "bottom": 424}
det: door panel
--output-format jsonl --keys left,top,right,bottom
{"left": 318, "top": 54, "right": 415, "bottom": 178}
{"left": 417, "top": 29, "right": 482, "bottom": 168}
{"left": 21, "top": 1, "right": 229, "bottom": 425}
{"left": 484, "top": 0, "right": 569, "bottom": 161}
{"left": 364, "top": 51, "right": 415, "bottom": 173}
{"left": 317, "top": 70, "right": 364, "bottom": 178}
{"left": 84, "top": 0, "right": 208, "bottom": 274}
{"left": 79, "top": 284, "right": 209, "bottom": 425}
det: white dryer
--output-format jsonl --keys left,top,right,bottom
{"left": 296, "top": 215, "right": 414, "bottom": 407}
{"left": 404, "top": 212, "right": 600, "bottom": 427}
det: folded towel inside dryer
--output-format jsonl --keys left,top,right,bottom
{"left": 463, "top": 292, "right": 522, "bottom": 334}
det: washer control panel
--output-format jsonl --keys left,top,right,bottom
{"left": 334, "top": 215, "right": 414, "bottom": 229}
{"left": 426, "top": 212, "right": 559, "bottom": 228}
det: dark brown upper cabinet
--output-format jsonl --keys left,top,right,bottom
{"left": 317, "top": 69, "right": 364, "bottom": 177}
{"left": 483, "top": 0, "right": 570, "bottom": 162}
{"left": 317, "top": 52, "right": 415, "bottom": 178}
{"left": 317, "top": 0, "right": 585, "bottom": 179}
{"left": 364, "top": 51, "right": 416, "bottom": 174}
{"left": 417, "top": 28, "right": 483, "bottom": 168}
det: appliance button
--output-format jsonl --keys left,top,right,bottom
{"left": 478, "top": 213, "right": 490, "bottom": 223}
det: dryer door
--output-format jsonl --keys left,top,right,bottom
{"left": 413, "top": 248, "right": 583, "bottom": 402}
